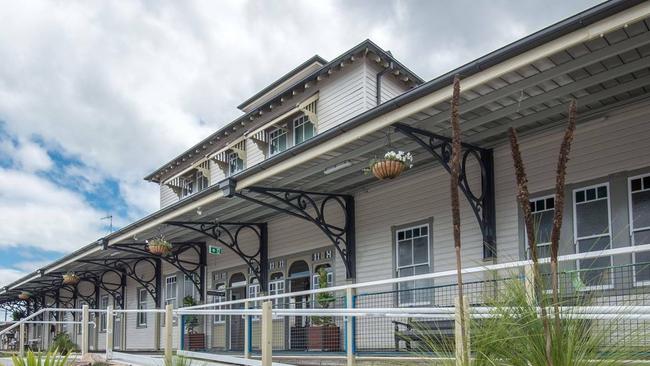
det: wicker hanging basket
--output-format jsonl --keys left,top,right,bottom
{"left": 371, "top": 160, "right": 407, "bottom": 180}
{"left": 148, "top": 238, "right": 172, "bottom": 255}
{"left": 18, "top": 292, "right": 31, "bottom": 301}
{"left": 62, "top": 273, "right": 80, "bottom": 285}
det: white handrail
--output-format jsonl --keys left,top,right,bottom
{"left": 182, "top": 243, "right": 650, "bottom": 310}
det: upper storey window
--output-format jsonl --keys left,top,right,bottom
{"left": 268, "top": 127, "right": 288, "bottom": 156}
{"left": 164, "top": 160, "right": 210, "bottom": 199}
{"left": 293, "top": 115, "right": 314, "bottom": 145}
{"left": 228, "top": 150, "right": 244, "bottom": 176}
{"left": 211, "top": 139, "right": 247, "bottom": 178}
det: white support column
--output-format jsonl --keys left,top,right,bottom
{"left": 81, "top": 304, "right": 89, "bottom": 357}
{"left": 106, "top": 305, "right": 114, "bottom": 360}
{"left": 454, "top": 297, "right": 470, "bottom": 366}
{"left": 244, "top": 300, "right": 251, "bottom": 359}
{"left": 261, "top": 301, "right": 273, "bottom": 366}
{"left": 165, "top": 304, "right": 174, "bottom": 366}
{"left": 346, "top": 287, "right": 356, "bottom": 366}
{"left": 19, "top": 322, "right": 25, "bottom": 357}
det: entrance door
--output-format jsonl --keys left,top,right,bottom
{"left": 113, "top": 313, "right": 122, "bottom": 350}
{"left": 229, "top": 286, "right": 246, "bottom": 351}
{"left": 289, "top": 276, "right": 310, "bottom": 350}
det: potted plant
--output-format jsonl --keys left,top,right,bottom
{"left": 62, "top": 272, "right": 80, "bottom": 285}
{"left": 12, "top": 310, "right": 26, "bottom": 321}
{"left": 183, "top": 295, "right": 205, "bottom": 351}
{"left": 368, "top": 150, "right": 414, "bottom": 180}
{"left": 147, "top": 237, "right": 172, "bottom": 255}
{"left": 18, "top": 291, "right": 31, "bottom": 300}
{"left": 307, "top": 267, "right": 340, "bottom": 351}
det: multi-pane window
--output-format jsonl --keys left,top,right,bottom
{"left": 269, "top": 128, "right": 287, "bottom": 156}
{"left": 228, "top": 151, "right": 244, "bottom": 176}
{"left": 180, "top": 176, "right": 194, "bottom": 198}
{"left": 212, "top": 283, "right": 226, "bottom": 324}
{"left": 249, "top": 279, "right": 261, "bottom": 319}
{"left": 137, "top": 289, "right": 147, "bottom": 327}
{"left": 179, "top": 171, "right": 209, "bottom": 198}
{"left": 312, "top": 268, "right": 333, "bottom": 289}
{"left": 184, "top": 274, "right": 198, "bottom": 301}
{"left": 629, "top": 174, "right": 650, "bottom": 284}
{"left": 268, "top": 273, "right": 285, "bottom": 308}
{"left": 165, "top": 275, "right": 177, "bottom": 306}
{"left": 293, "top": 115, "right": 314, "bottom": 145}
{"left": 527, "top": 196, "right": 555, "bottom": 259}
{"left": 396, "top": 225, "right": 430, "bottom": 305}
{"left": 99, "top": 295, "right": 109, "bottom": 332}
{"left": 574, "top": 184, "right": 612, "bottom": 289}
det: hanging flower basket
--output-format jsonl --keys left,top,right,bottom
{"left": 369, "top": 151, "right": 414, "bottom": 180}
{"left": 148, "top": 238, "right": 172, "bottom": 255}
{"left": 62, "top": 272, "right": 80, "bottom": 285}
{"left": 18, "top": 291, "right": 31, "bottom": 301}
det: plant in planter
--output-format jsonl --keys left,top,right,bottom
{"left": 12, "top": 310, "right": 26, "bottom": 321}
{"left": 18, "top": 291, "right": 31, "bottom": 301}
{"left": 308, "top": 267, "right": 340, "bottom": 351}
{"left": 62, "top": 272, "right": 80, "bottom": 285}
{"left": 182, "top": 295, "right": 205, "bottom": 351}
{"left": 147, "top": 237, "right": 172, "bottom": 256}
{"left": 368, "top": 150, "right": 414, "bottom": 180}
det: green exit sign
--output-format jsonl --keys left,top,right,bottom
{"left": 209, "top": 246, "right": 223, "bottom": 255}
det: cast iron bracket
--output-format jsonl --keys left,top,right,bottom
{"left": 393, "top": 122, "right": 497, "bottom": 259}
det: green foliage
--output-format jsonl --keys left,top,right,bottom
{"left": 311, "top": 267, "right": 335, "bottom": 326}
{"left": 164, "top": 355, "right": 192, "bottom": 366}
{"left": 182, "top": 296, "right": 199, "bottom": 333}
{"left": 91, "top": 362, "right": 109, "bottom": 366}
{"left": 409, "top": 277, "right": 644, "bottom": 365}
{"left": 11, "top": 350, "right": 69, "bottom": 366}
{"left": 11, "top": 310, "right": 26, "bottom": 321}
{"left": 49, "top": 332, "right": 76, "bottom": 355}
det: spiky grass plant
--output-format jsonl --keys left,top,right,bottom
{"left": 164, "top": 355, "right": 192, "bottom": 366}
{"left": 11, "top": 350, "right": 69, "bottom": 366}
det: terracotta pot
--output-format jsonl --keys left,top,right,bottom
{"left": 62, "top": 274, "right": 80, "bottom": 285}
{"left": 307, "top": 325, "right": 341, "bottom": 351}
{"left": 372, "top": 160, "right": 406, "bottom": 180}
{"left": 185, "top": 333, "right": 206, "bottom": 351}
{"left": 148, "top": 244, "right": 171, "bottom": 255}
{"left": 18, "top": 292, "right": 30, "bottom": 300}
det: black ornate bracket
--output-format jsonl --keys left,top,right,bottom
{"left": 393, "top": 122, "right": 497, "bottom": 258}
{"left": 166, "top": 221, "right": 269, "bottom": 290}
{"left": 109, "top": 241, "right": 206, "bottom": 302}
{"left": 221, "top": 180, "right": 356, "bottom": 279}
{"left": 78, "top": 257, "right": 155, "bottom": 308}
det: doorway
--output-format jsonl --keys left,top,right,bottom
{"left": 229, "top": 273, "right": 247, "bottom": 352}
{"left": 288, "top": 260, "right": 310, "bottom": 350}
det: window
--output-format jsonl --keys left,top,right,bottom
{"left": 268, "top": 273, "right": 285, "bottom": 308}
{"left": 184, "top": 274, "right": 198, "bottom": 301}
{"left": 395, "top": 225, "right": 430, "bottom": 305}
{"left": 573, "top": 184, "right": 612, "bottom": 289}
{"left": 312, "top": 266, "right": 333, "bottom": 290}
{"left": 137, "top": 289, "right": 147, "bottom": 327}
{"left": 212, "top": 283, "right": 226, "bottom": 324}
{"left": 269, "top": 128, "right": 287, "bottom": 156}
{"left": 527, "top": 196, "right": 555, "bottom": 258}
{"left": 228, "top": 151, "right": 244, "bottom": 176}
{"left": 99, "top": 295, "right": 109, "bottom": 332}
{"left": 165, "top": 275, "right": 178, "bottom": 306}
{"left": 248, "top": 278, "right": 261, "bottom": 319}
{"left": 180, "top": 171, "right": 209, "bottom": 198}
{"left": 629, "top": 174, "right": 650, "bottom": 285}
{"left": 293, "top": 115, "right": 314, "bottom": 145}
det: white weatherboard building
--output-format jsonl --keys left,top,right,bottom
{"left": 3, "top": 0, "right": 650, "bottom": 358}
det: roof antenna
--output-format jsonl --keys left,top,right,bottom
{"left": 101, "top": 214, "right": 113, "bottom": 234}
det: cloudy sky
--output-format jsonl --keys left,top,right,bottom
{"left": 0, "top": 0, "right": 603, "bottom": 286}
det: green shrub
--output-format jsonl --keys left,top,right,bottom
{"left": 49, "top": 332, "right": 76, "bottom": 355}
{"left": 12, "top": 350, "right": 69, "bottom": 366}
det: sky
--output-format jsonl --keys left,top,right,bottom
{"left": 0, "top": 0, "right": 604, "bottom": 288}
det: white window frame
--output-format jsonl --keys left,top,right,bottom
{"left": 165, "top": 275, "right": 178, "bottom": 306}
{"left": 180, "top": 176, "right": 194, "bottom": 198}
{"left": 268, "top": 276, "right": 285, "bottom": 315}
{"left": 99, "top": 295, "right": 109, "bottom": 332}
{"left": 573, "top": 183, "right": 613, "bottom": 290}
{"left": 395, "top": 224, "right": 431, "bottom": 306}
{"left": 184, "top": 274, "right": 198, "bottom": 301}
{"left": 628, "top": 173, "right": 650, "bottom": 286}
{"left": 212, "top": 283, "right": 227, "bottom": 324}
{"left": 228, "top": 151, "right": 244, "bottom": 176}
{"left": 268, "top": 127, "right": 288, "bottom": 156}
{"left": 248, "top": 280, "right": 261, "bottom": 320}
{"left": 312, "top": 271, "right": 333, "bottom": 290}
{"left": 293, "top": 115, "right": 314, "bottom": 145}
{"left": 526, "top": 194, "right": 555, "bottom": 259}
{"left": 137, "top": 289, "right": 148, "bottom": 327}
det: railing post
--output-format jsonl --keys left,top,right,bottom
{"left": 165, "top": 304, "right": 174, "bottom": 366}
{"left": 106, "top": 305, "right": 114, "bottom": 360}
{"left": 19, "top": 321, "right": 25, "bottom": 357}
{"left": 81, "top": 304, "right": 89, "bottom": 356}
{"left": 454, "top": 296, "right": 470, "bottom": 366}
{"left": 261, "top": 301, "right": 272, "bottom": 366}
{"left": 346, "top": 287, "right": 356, "bottom": 366}
{"left": 244, "top": 300, "right": 251, "bottom": 359}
